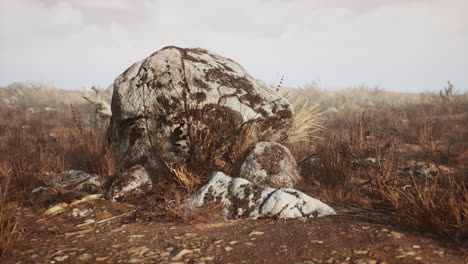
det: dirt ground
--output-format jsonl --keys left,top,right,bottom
{"left": 2, "top": 197, "right": 466, "bottom": 264}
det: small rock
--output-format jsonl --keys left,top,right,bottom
{"left": 248, "top": 231, "right": 264, "bottom": 236}
{"left": 224, "top": 246, "right": 233, "bottom": 252}
{"left": 71, "top": 209, "right": 91, "bottom": 218}
{"left": 106, "top": 165, "right": 152, "bottom": 202}
{"left": 84, "top": 219, "right": 96, "bottom": 224}
{"left": 44, "top": 203, "right": 69, "bottom": 216}
{"left": 354, "top": 260, "right": 377, "bottom": 264}
{"left": 239, "top": 142, "right": 300, "bottom": 188}
{"left": 70, "top": 194, "right": 103, "bottom": 206}
{"left": 49, "top": 170, "right": 102, "bottom": 193}
{"left": 171, "top": 249, "right": 192, "bottom": 261}
{"left": 54, "top": 255, "right": 69, "bottom": 262}
{"left": 353, "top": 250, "right": 369, "bottom": 255}
{"left": 77, "top": 253, "right": 92, "bottom": 261}
{"left": 128, "top": 234, "right": 145, "bottom": 238}
{"left": 390, "top": 231, "right": 404, "bottom": 239}
{"left": 412, "top": 245, "right": 420, "bottom": 249}
{"left": 229, "top": 241, "right": 239, "bottom": 245}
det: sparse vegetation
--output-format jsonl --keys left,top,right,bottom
{"left": 0, "top": 82, "right": 467, "bottom": 257}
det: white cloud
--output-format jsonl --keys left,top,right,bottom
{"left": 0, "top": 0, "right": 466, "bottom": 92}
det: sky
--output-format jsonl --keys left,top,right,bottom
{"left": 0, "top": 0, "right": 467, "bottom": 93}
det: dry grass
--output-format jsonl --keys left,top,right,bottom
{"left": 292, "top": 86, "right": 468, "bottom": 242}
{"left": 284, "top": 91, "right": 324, "bottom": 143}
{"left": 0, "top": 83, "right": 467, "bottom": 248}
{"left": 0, "top": 173, "right": 20, "bottom": 256}
{"left": 381, "top": 172, "right": 467, "bottom": 242}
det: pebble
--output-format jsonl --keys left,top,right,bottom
{"left": 171, "top": 249, "right": 192, "bottom": 261}
{"left": 224, "top": 246, "right": 233, "bottom": 252}
{"left": 354, "top": 260, "right": 377, "bottom": 264}
{"left": 353, "top": 250, "right": 369, "bottom": 255}
{"left": 412, "top": 245, "right": 421, "bottom": 249}
{"left": 229, "top": 241, "right": 239, "bottom": 245}
{"left": 128, "top": 234, "right": 145, "bottom": 238}
{"left": 248, "top": 231, "right": 264, "bottom": 236}
{"left": 390, "top": 231, "right": 404, "bottom": 239}
{"left": 77, "top": 253, "right": 92, "bottom": 261}
{"left": 84, "top": 219, "right": 96, "bottom": 224}
{"left": 54, "top": 255, "right": 69, "bottom": 262}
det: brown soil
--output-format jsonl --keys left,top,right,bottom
{"left": 2, "top": 198, "right": 466, "bottom": 264}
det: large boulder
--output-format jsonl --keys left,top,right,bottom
{"left": 108, "top": 46, "right": 293, "bottom": 171}
{"left": 239, "top": 142, "right": 300, "bottom": 188}
{"left": 185, "top": 172, "right": 335, "bottom": 220}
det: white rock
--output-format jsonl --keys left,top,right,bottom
{"left": 106, "top": 165, "right": 152, "bottom": 201}
{"left": 239, "top": 142, "right": 300, "bottom": 188}
{"left": 185, "top": 172, "right": 335, "bottom": 220}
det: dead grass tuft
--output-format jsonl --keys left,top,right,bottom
{"left": 0, "top": 171, "right": 21, "bottom": 256}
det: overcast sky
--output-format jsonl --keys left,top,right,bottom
{"left": 0, "top": 0, "right": 467, "bottom": 92}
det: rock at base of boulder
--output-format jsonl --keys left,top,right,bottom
{"left": 48, "top": 170, "right": 102, "bottom": 193}
{"left": 239, "top": 142, "right": 300, "bottom": 189}
{"left": 184, "top": 172, "right": 335, "bottom": 220}
{"left": 106, "top": 165, "right": 152, "bottom": 201}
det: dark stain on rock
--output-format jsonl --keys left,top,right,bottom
{"left": 220, "top": 63, "right": 234, "bottom": 72}
{"left": 256, "top": 144, "right": 284, "bottom": 176}
{"left": 190, "top": 92, "right": 207, "bottom": 101}
{"left": 192, "top": 77, "right": 211, "bottom": 91}
{"left": 205, "top": 68, "right": 254, "bottom": 93}
{"left": 183, "top": 52, "right": 209, "bottom": 64}
{"left": 129, "top": 125, "right": 144, "bottom": 147}
{"left": 276, "top": 109, "right": 293, "bottom": 119}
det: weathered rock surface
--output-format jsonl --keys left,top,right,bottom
{"left": 402, "top": 162, "right": 439, "bottom": 179}
{"left": 44, "top": 170, "right": 102, "bottom": 193}
{"left": 239, "top": 142, "right": 300, "bottom": 188}
{"left": 108, "top": 46, "right": 293, "bottom": 171}
{"left": 185, "top": 172, "right": 335, "bottom": 220}
{"left": 106, "top": 165, "right": 152, "bottom": 201}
